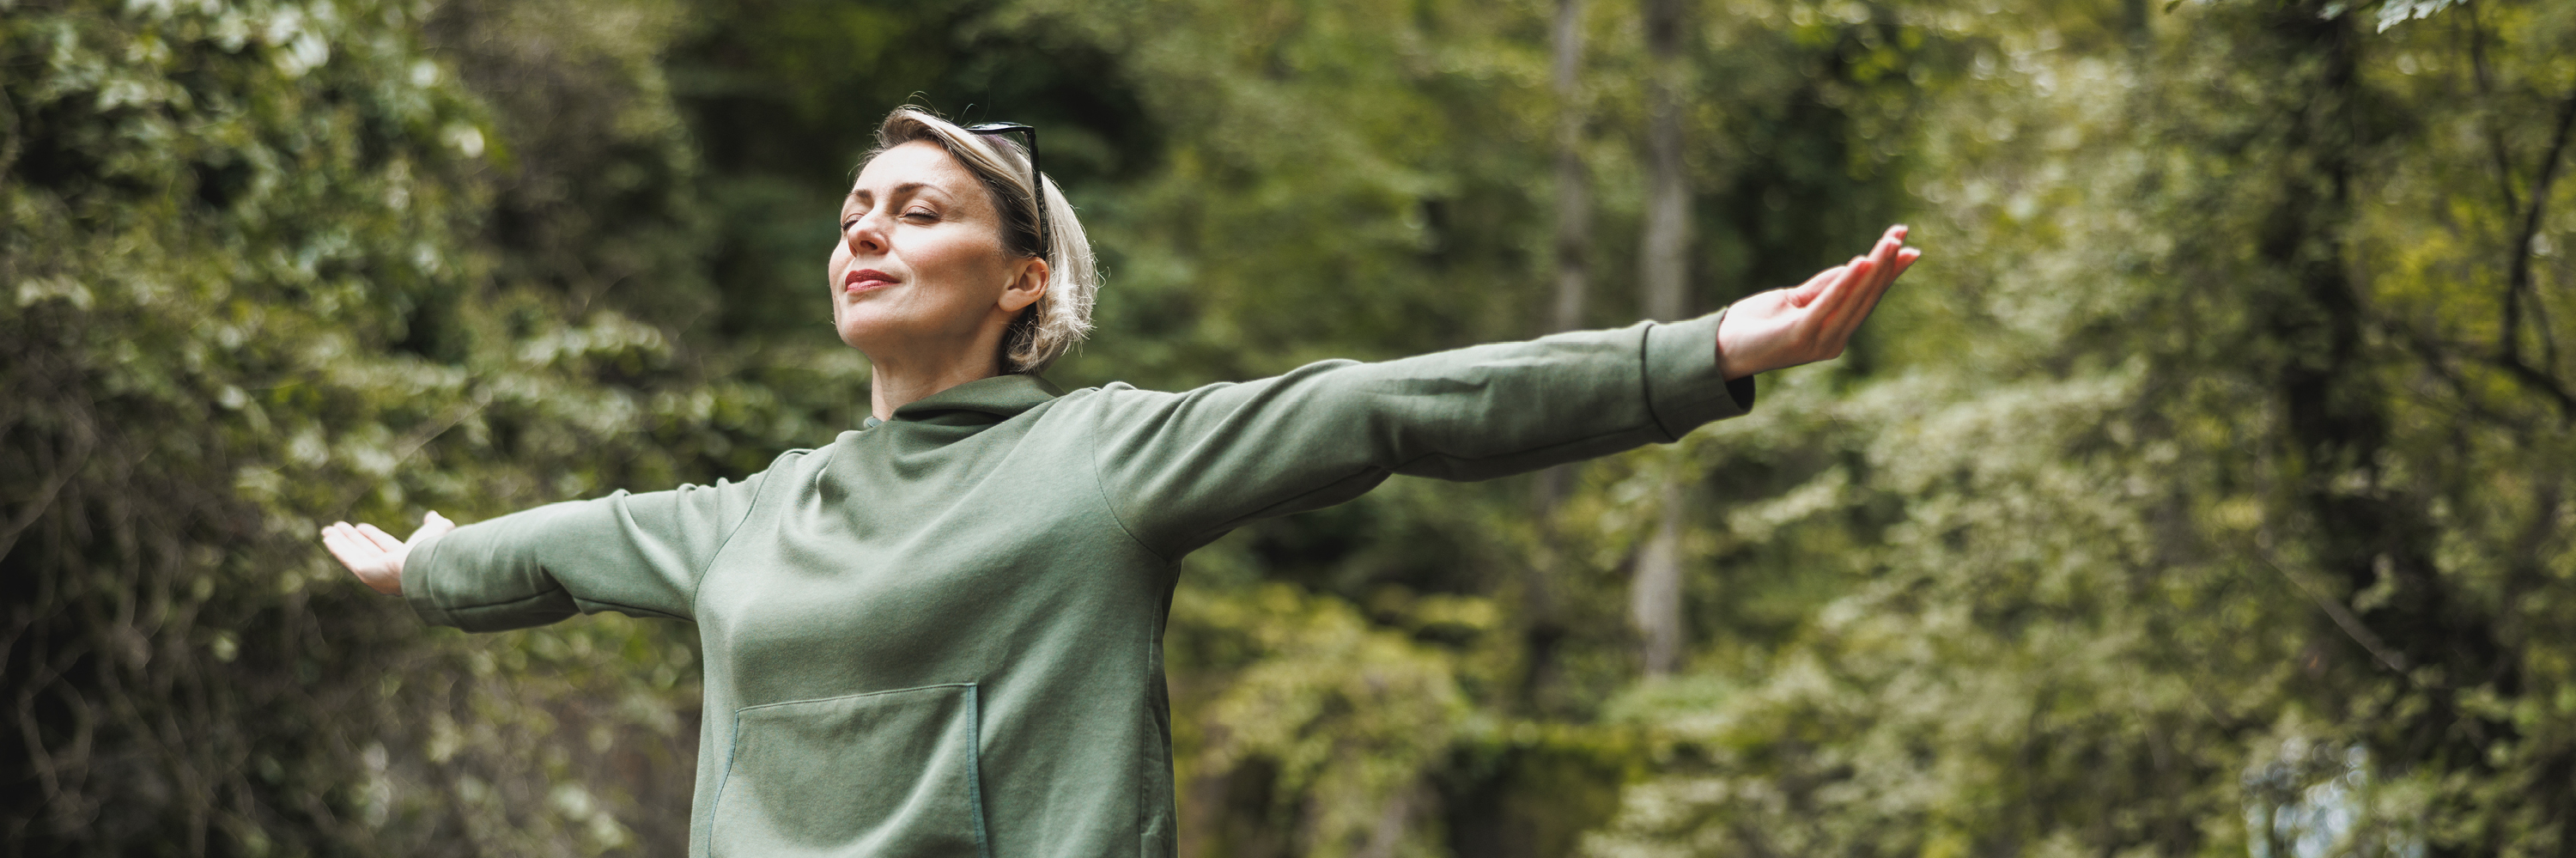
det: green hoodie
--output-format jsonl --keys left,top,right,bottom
{"left": 404, "top": 312, "right": 1753, "bottom": 858}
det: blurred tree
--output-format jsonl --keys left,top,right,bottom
{"left": 1585, "top": 3, "right": 2576, "bottom": 857}
{"left": 1632, "top": 0, "right": 1695, "bottom": 680}
{"left": 1528, "top": 0, "right": 1595, "bottom": 741}
{"left": 1, "top": 0, "right": 841, "bottom": 853}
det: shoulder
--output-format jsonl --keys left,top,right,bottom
{"left": 1036, "top": 381, "right": 1207, "bottom": 418}
{"left": 1047, "top": 365, "right": 1355, "bottom": 406}
{"left": 723, "top": 444, "right": 829, "bottom": 496}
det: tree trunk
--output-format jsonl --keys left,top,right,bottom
{"left": 1639, "top": 0, "right": 1689, "bottom": 323}
{"left": 1631, "top": 482, "right": 1687, "bottom": 676}
{"left": 1632, "top": 0, "right": 1690, "bottom": 677}
{"left": 1532, "top": 0, "right": 1593, "bottom": 516}
{"left": 2251, "top": 7, "right": 2520, "bottom": 854}
{"left": 1525, "top": 0, "right": 1591, "bottom": 714}
{"left": 1547, "top": 0, "right": 1593, "bottom": 339}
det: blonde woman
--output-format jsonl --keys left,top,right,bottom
{"left": 322, "top": 106, "right": 1919, "bottom": 857}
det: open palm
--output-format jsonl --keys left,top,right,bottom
{"left": 320, "top": 512, "right": 454, "bottom": 595}
{"left": 1716, "top": 225, "right": 1921, "bottom": 379}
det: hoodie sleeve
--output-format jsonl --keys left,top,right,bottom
{"left": 1084, "top": 312, "right": 1753, "bottom": 558}
{"left": 399, "top": 459, "right": 784, "bottom": 631}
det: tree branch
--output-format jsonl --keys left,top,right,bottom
{"left": 2459, "top": 3, "right": 2520, "bottom": 216}
{"left": 0, "top": 405, "right": 94, "bottom": 566}
{"left": 2255, "top": 551, "right": 2418, "bottom": 680}
{"left": 2491, "top": 353, "right": 2576, "bottom": 423}
{"left": 2385, "top": 320, "right": 2533, "bottom": 424}
{"left": 2502, "top": 66, "right": 2576, "bottom": 362}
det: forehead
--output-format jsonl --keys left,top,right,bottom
{"left": 850, "top": 139, "right": 981, "bottom": 199}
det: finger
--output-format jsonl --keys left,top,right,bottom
{"left": 1828, "top": 257, "right": 1897, "bottom": 332}
{"left": 1878, "top": 233, "right": 1914, "bottom": 274}
{"left": 409, "top": 512, "right": 457, "bottom": 545}
{"left": 1866, "top": 230, "right": 1905, "bottom": 277}
{"left": 1857, "top": 244, "right": 1904, "bottom": 302}
{"left": 1805, "top": 258, "right": 1865, "bottom": 323}
{"left": 1871, "top": 229, "right": 1899, "bottom": 259}
{"left": 1890, "top": 246, "right": 1923, "bottom": 278}
{"left": 1827, "top": 247, "right": 1919, "bottom": 343}
{"left": 355, "top": 523, "right": 404, "bottom": 553}
{"left": 1828, "top": 277, "right": 1893, "bottom": 345}
{"left": 321, "top": 530, "right": 377, "bottom": 569}
{"left": 1856, "top": 246, "right": 1917, "bottom": 307}
{"left": 1787, "top": 265, "right": 1846, "bottom": 308}
{"left": 1810, "top": 257, "right": 1874, "bottom": 332}
{"left": 1818, "top": 254, "right": 1901, "bottom": 347}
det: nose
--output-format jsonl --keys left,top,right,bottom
{"left": 844, "top": 212, "right": 888, "bottom": 257}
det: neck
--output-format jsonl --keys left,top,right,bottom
{"left": 866, "top": 341, "right": 1009, "bottom": 422}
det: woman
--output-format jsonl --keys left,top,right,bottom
{"left": 322, "top": 106, "right": 1918, "bottom": 857}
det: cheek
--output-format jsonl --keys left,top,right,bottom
{"left": 908, "top": 234, "right": 1005, "bottom": 298}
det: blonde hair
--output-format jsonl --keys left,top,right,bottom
{"left": 868, "top": 106, "right": 1098, "bottom": 374}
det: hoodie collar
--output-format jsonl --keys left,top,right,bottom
{"left": 864, "top": 374, "right": 1064, "bottom": 429}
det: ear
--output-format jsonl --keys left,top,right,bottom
{"left": 998, "top": 256, "right": 1048, "bottom": 314}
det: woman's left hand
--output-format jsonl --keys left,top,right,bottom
{"left": 1714, "top": 225, "right": 1922, "bottom": 380}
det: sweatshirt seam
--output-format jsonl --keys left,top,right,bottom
{"left": 1082, "top": 399, "right": 1175, "bottom": 566}
{"left": 1639, "top": 321, "right": 1684, "bottom": 442}
{"left": 575, "top": 595, "right": 689, "bottom": 620}
{"left": 733, "top": 681, "right": 980, "bottom": 714}
{"left": 691, "top": 449, "right": 800, "bottom": 615}
{"left": 1641, "top": 309, "right": 1746, "bottom": 436}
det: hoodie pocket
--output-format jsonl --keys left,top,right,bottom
{"left": 710, "top": 683, "right": 987, "bottom": 858}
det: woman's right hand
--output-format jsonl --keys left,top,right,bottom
{"left": 321, "top": 511, "right": 455, "bottom": 595}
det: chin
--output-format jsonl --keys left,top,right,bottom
{"left": 835, "top": 313, "right": 907, "bottom": 356}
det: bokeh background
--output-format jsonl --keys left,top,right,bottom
{"left": 6, "top": 0, "right": 2574, "bottom": 855}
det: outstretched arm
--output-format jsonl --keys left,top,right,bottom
{"left": 322, "top": 512, "right": 456, "bottom": 595}
{"left": 1080, "top": 225, "right": 1919, "bottom": 558}
{"left": 1082, "top": 319, "right": 1752, "bottom": 558}
{"left": 316, "top": 463, "right": 779, "bottom": 630}
{"left": 1716, "top": 224, "right": 1922, "bottom": 379}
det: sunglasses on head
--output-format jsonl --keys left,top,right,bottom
{"left": 963, "top": 122, "right": 1048, "bottom": 255}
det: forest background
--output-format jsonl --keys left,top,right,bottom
{"left": 5, "top": 0, "right": 2574, "bottom": 855}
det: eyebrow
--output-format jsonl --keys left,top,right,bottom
{"left": 846, "top": 182, "right": 945, "bottom": 204}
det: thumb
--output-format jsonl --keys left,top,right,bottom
{"left": 410, "top": 510, "right": 458, "bottom": 545}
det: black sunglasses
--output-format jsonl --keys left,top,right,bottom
{"left": 963, "top": 122, "right": 1048, "bottom": 255}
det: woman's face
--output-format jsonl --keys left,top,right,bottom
{"left": 829, "top": 140, "right": 1041, "bottom": 366}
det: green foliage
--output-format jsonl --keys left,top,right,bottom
{"left": 1586, "top": 3, "right": 2576, "bottom": 857}
{"left": 9, "top": 0, "right": 2573, "bottom": 854}
{"left": 1, "top": 0, "right": 850, "bottom": 853}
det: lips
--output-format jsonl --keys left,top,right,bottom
{"left": 843, "top": 268, "right": 899, "bottom": 294}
